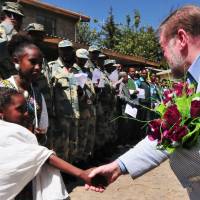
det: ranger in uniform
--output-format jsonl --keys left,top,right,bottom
{"left": 0, "top": 1, "right": 24, "bottom": 79}
{"left": 72, "top": 48, "right": 96, "bottom": 162}
{"left": 95, "top": 56, "right": 118, "bottom": 156}
{"left": 48, "top": 40, "right": 79, "bottom": 162}
{"left": 84, "top": 45, "right": 101, "bottom": 79}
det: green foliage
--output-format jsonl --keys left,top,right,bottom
{"left": 182, "top": 120, "right": 200, "bottom": 148}
{"left": 134, "top": 9, "right": 141, "bottom": 30}
{"left": 99, "top": 7, "right": 121, "bottom": 49}
{"left": 175, "top": 95, "right": 191, "bottom": 119}
{"left": 76, "top": 21, "right": 100, "bottom": 45}
{"left": 76, "top": 8, "right": 165, "bottom": 64}
{"left": 156, "top": 103, "right": 166, "bottom": 117}
{"left": 114, "top": 25, "right": 161, "bottom": 62}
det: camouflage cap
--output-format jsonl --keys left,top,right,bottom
{"left": 98, "top": 53, "right": 106, "bottom": 58}
{"left": 2, "top": 2, "right": 24, "bottom": 17}
{"left": 76, "top": 49, "right": 89, "bottom": 59}
{"left": 104, "top": 59, "right": 116, "bottom": 66}
{"left": 58, "top": 40, "right": 73, "bottom": 48}
{"left": 113, "top": 63, "right": 121, "bottom": 67}
{"left": 88, "top": 45, "right": 100, "bottom": 52}
{"left": 25, "top": 23, "right": 45, "bottom": 32}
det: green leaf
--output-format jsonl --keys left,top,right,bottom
{"left": 175, "top": 96, "right": 191, "bottom": 119}
{"left": 155, "top": 104, "right": 166, "bottom": 117}
{"left": 166, "top": 146, "right": 176, "bottom": 154}
{"left": 182, "top": 122, "right": 200, "bottom": 147}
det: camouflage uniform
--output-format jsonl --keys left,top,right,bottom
{"left": 48, "top": 57, "right": 79, "bottom": 162}
{"left": 71, "top": 63, "right": 96, "bottom": 161}
{"left": 84, "top": 59, "right": 96, "bottom": 79}
{"left": 94, "top": 67, "right": 118, "bottom": 151}
{"left": 0, "top": 2, "right": 24, "bottom": 80}
{"left": 0, "top": 22, "right": 16, "bottom": 79}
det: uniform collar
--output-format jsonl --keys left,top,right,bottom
{"left": 73, "top": 63, "right": 82, "bottom": 72}
{"left": 57, "top": 57, "right": 65, "bottom": 67}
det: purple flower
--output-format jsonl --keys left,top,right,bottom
{"left": 190, "top": 98, "right": 200, "bottom": 118}
{"left": 163, "top": 105, "right": 181, "bottom": 127}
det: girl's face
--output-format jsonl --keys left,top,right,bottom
{"left": 17, "top": 47, "right": 43, "bottom": 82}
{"left": 2, "top": 94, "right": 29, "bottom": 126}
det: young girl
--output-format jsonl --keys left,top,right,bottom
{"left": 0, "top": 33, "right": 48, "bottom": 141}
{"left": 0, "top": 87, "right": 92, "bottom": 199}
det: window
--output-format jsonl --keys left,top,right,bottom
{"left": 36, "top": 15, "right": 56, "bottom": 36}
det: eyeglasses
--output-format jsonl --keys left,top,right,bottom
{"left": 5, "top": 11, "right": 23, "bottom": 21}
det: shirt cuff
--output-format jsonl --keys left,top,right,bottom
{"left": 116, "top": 159, "right": 128, "bottom": 174}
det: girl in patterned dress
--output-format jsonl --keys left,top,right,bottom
{"left": 0, "top": 33, "right": 48, "bottom": 142}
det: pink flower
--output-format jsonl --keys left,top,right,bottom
{"left": 190, "top": 98, "right": 200, "bottom": 118}
{"left": 163, "top": 90, "right": 173, "bottom": 104}
{"left": 186, "top": 88, "right": 195, "bottom": 96}
{"left": 147, "top": 119, "right": 167, "bottom": 142}
{"left": 173, "top": 82, "right": 184, "bottom": 96}
{"left": 163, "top": 105, "right": 181, "bottom": 127}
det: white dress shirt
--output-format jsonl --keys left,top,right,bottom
{"left": 117, "top": 55, "right": 200, "bottom": 200}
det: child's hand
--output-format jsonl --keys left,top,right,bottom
{"left": 83, "top": 168, "right": 108, "bottom": 192}
{"left": 79, "top": 170, "right": 92, "bottom": 185}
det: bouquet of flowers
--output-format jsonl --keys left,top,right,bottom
{"left": 147, "top": 82, "right": 200, "bottom": 153}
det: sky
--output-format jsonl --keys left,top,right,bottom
{"left": 42, "top": 0, "right": 200, "bottom": 30}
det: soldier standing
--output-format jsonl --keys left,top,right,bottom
{"left": 71, "top": 49, "right": 96, "bottom": 162}
{"left": 94, "top": 54, "right": 117, "bottom": 157}
{"left": 84, "top": 45, "right": 100, "bottom": 79}
{"left": 0, "top": 1, "right": 24, "bottom": 79}
{"left": 48, "top": 40, "right": 78, "bottom": 162}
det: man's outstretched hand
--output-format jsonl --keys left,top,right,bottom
{"left": 85, "top": 161, "right": 122, "bottom": 192}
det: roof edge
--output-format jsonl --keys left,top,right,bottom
{"left": 19, "top": 0, "right": 90, "bottom": 22}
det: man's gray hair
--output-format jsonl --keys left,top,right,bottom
{"left": 158, "top": 5, "right": 200, "bottom": 40}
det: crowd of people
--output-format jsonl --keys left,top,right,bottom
{"left": 2, "top": 1, "right": 200, "bottom": 200}
{"left": 0, "top": 1, "right": 172, "bottom": 165}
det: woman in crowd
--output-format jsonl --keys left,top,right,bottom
{"left": 0, "top": 87, "right": 96, "bottom": 199}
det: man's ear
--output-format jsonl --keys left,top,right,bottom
{"left": 177, "top": 29, "right": 188, "bottom": 50}
{"left": 12, "top": 56, "right": 20, "bottom": 71}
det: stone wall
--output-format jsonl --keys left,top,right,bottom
{"left": 22, "top": 3, "right": 77, "bottom": 40}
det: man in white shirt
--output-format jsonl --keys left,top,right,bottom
{"left": 86, "top": 5, "right": 200, "bottom": 199}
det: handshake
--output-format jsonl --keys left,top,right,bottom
{"left": 82, "top": 161, "right": 122, "bottom": 192}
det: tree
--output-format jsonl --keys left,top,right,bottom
{"left": 134, "top": 9, "right": 141, "bottom": 30}
{"left": 76, "top": 20, "right": 100, "bottom": 45}
{"left": 77, "top": 8, "right": 166, "bottom": 66}
{"left": 99, "top": 7, "right": 121, "bottom": 49}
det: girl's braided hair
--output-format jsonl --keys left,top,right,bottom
{"left": 7, "top": 32, "right": 38, "bottom": 57}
